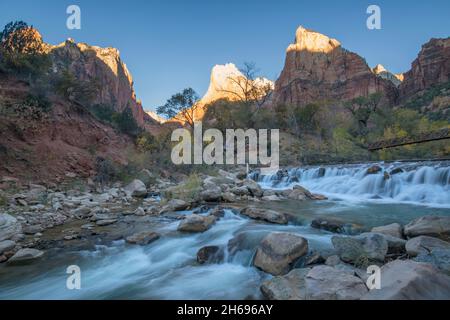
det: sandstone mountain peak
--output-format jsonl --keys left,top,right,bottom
{"left": 200, "top": 63, "right": 274, "bottom": 106}
{"left": 290, "top": 25, "right": 341, "bottom": 54}
{"left": 372, "top": 64, "right": 403, "bottom": 87}
{"left": 372, "top": 64, "right": 387, "bottom": 74}
{"left": 273, "top": 26, "right": 398, "bottom": 106}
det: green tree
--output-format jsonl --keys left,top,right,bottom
{"left": 156, "top": 88, "right": 201, "bottom": 130}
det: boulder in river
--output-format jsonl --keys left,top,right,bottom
{"left": 304, "top": 265, "right": 368, "bottom": 300}
{"left": 126, "top": 231, "right": 160, "bottom": 245}
{"left": 260, "top": 268, "right": 311, "bottom": 300}
{"left": 371, "top": 223, "right": 403, "bottom": 239}
{"left": 8, "top": 248, "right": 44, "bottom": 264}
{"left": 197, "top": 245, "right": 224, "bottom": 264}
{"left": 253, "top": 232, "right": 308, "bottom": 275}
{"left": 0, "top": 213, "right": 22, "bottom": 242}
{"left": 199, "top": 187, "right": 222, "bottom": 202}
{"left": 311, "top": 217, "right": 346, "bottom": 233}
{"left": 332, "top": 232, "right": 388, "bottom": 264}
{"left": 362, "top": 260, "right": 450, "bottom": 299}
{"left": 124, "top": 179, "right": 147, "bottom": 198}
{"left": 177, "top": 214, "right": 216, "bottom": 232}
{"left": 404, "top": 215, "right": 450, "bottom": 240}
{"left": 240, "top": 207, "right": 288, "bottom": 225}
{"left": 405, "top": 235, "right": 450, "bottom": 257}
{"left": 366, "top": 165, "right": 382, "bottom": 175}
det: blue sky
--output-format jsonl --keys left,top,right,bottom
{"left": 1, "top": 0, "right": 449, "bottom": 111}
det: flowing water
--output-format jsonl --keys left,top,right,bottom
{"left": 0, "top": 161, "right": 449, "bottom": 300}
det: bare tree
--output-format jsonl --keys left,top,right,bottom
{"left": 218, "top": 62, "right": 273, "bottom": 109}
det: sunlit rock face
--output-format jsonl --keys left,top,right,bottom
{"left": 146, "top": 110, "right": 166, "bottom": 124}
{"left": 272, "top": 26, "right": 398, "bottom": 106}
{"left": 190, "top": 63, "right": 274, "bottom": 121}
{"left": 49, "top": 38, "right": 157, "bottom": 128}
{"left": 372, "top": 64, "right": 403, "bottom": 87}
{"left": 399, "top": 37, "right": 450, "bottom": 100}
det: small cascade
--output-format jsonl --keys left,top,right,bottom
{"left": 253, "top": 162, "right": 450, "bottom": 207}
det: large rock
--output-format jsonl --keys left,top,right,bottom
{"left": 199, "top": 187, "right": 222, "bottom": 202}
{"left": 242, "top": 179, "right": 263, "bottom": 197}
{"left": 124, "top": 179, "right": 147, "bottom": 198}
{"left": 371, "top": 223, "right": 403, "bottom": 239}
{"left": 0, "top": 240, "right": 16, "bottom": 254}
{"left": 415, "top": 249, "right": 450, "bottom": 275}
{"left": 272, "top": 26, "right": 397, "bottom": 107}
{"left": 260, "top": 268, "right": 311, "bottom": 300}
{"left": 332, "top": 232, "right": 388, "bottom": 264}
{"left": 405, "top": 236, "right": 450, "bottom": 257}
{"left": 0, "top": 214, "right": 22, "bottom": 242}
{"left": 197, "top": 245, "right": 224, "bottom": 264}
{"left": 160, "top": 199, "right": 189, "bottom": 213}
{"left": 253, "top": 232, "right": 308, "bottom": 275}
{"left": 240, "top": 207, "right": 288, "bottom": 225}
{"left": 8, "top": 248, "right": 44, "bottom": 264}
{"left": 304, "top": 265, "right": 368, "bottom": 300}
{"left": 404, "top": 215, "right": 450, "bottom": 240}
{"left": 177, "top": 214, "right": 216, "bottom": 233}
{"left": 126, "top": 231, "right": 160, "bottom": 245}
{"left": 362, "top": 260, "right": 450, "bottom": 300}
{"left": 311, "top": 217, "right": 346, "bottom": 233}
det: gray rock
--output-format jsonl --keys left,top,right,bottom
{"left": 242, "top": 179, "right": 263, "bottom": 197}
{"left": 260, "top": 268, "right": 311, "bottom": 300}
{"left": 261, "top": 195, "right": 281, "bottom": 201}
{"left": 362, "top": 260, "right": 450, "bottom": 300}
{"left": 305, "top": 265, "right": 368, "bottom": 300}
{"left": 371, "top": 223, "right": 403, "bottom": 239}
{"left": 231, "top": 186, "right": 250, "bottom": 196}
{"left": 254, "top": 232, "right": 308, "bottom": 275}
{"left": 415, "top": 249, "right": 450, "bottom": 275}
{"left": 332, "top": 232, "right": 388, "bottom": 264}
{"left": 160, "top": 199, "right": 189, "bottom": 213}
{"left": 0, "top": 213, "right": 22, "bottom": 242}
{"left": 200, "top": 187, "right": 222, "bottom": 202}
{"left": 405, "top": 235, "right": 450, "bottom": 257}
{"left": 240, "top": 207, "right": 287, "bottom": 225}
{"left": 222, "top": 192, "right": 237, "bottom": 203}
{"left": 124, "top": 179, "right": 147, "bottom": 198}
{"left": 404, "top": 215, "right": 450, "bottom": 240}
{"left": 8, "top": 248, "right": 44, "bottom": 264}
{"left": 177, "top": 214, "right": 216, "bottom": 232}
{"left": 23, "top": 224, "right": 44, "bottom": 235}
{"left": 126, "top": 231, "right": 160, "bottom": 245}
{"left": 71, "top": 206, "right": 92, "bottom": 217}
{"left": 0, "top": 240, "right": 16, "bottom": 254}
{"left": 95, "top": 219, "right": 117, "bottom": 226}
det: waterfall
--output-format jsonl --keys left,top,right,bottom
{"left": 253, "top": 162, "right": 450, "bottom": 207}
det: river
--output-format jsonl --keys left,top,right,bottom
{"left": 0, "top": 161, "right": 449, "bottom": 299}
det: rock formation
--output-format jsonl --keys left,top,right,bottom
{"left": 48, "top": 37, "right": 158, "bottom": 129}
{"left": 272, "top": 26, "right": 398, "bottom": 106}
{"left": 399, "top": 37, "right": 450, "bottom": 100}
{"left": 191, "top": 63, "right": 273, "bottom": 121}
{"left": 372, "top": 64, "right": 403, "bottom": 87}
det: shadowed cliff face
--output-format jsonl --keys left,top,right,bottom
{"left": 400, "top": 37, "right": 450, "bottom": 100}
{"left": 272, "top": 26, "right": 399, "bottom": 106}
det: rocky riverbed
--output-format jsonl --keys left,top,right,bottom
{"left": 1, "top": 165, "right": 450, "bottom": 299}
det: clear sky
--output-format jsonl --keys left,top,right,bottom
{"left": 1, "top": 0, "right": 449, "bottom": 111}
